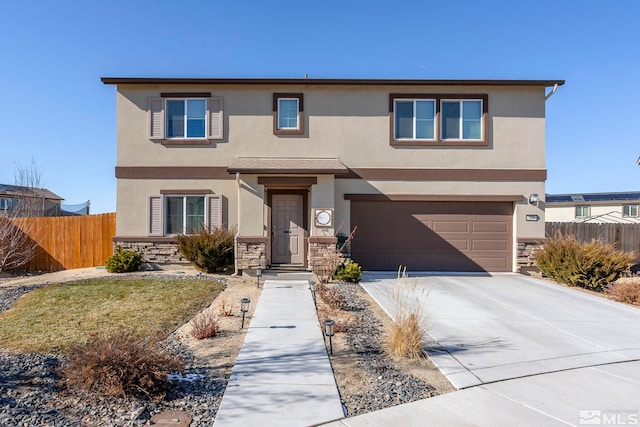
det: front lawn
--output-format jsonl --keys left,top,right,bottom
{"left": 0, "top": 277, "right": 224, "bottom": 354}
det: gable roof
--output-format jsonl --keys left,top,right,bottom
{"left": 0, "top": 184, "right": 63, "bottom": 201}
{"left": 101, "top": 77, "right": 565, "bottom": 87}
{"left": 546, "top": 191, "right": 640, "bottom": 204}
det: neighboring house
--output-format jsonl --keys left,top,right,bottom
{"left": 546, "top": 192, "right": 640, "bottom": 223}
{"left": 0, "top": 183, "right": 63, "bottom": 217}
{"left": 101, "top": 77, "right": 563, "bottom": 273}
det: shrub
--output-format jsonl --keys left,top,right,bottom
{"left": 176, "top": 226, "right": 236, "bottom": 273}
{"left": 334, "top": 262, "right": 363, "bottom": 283}
{"left": 104, "top": 246, "right": 142, "bottom": 273}
{"left": 59, "top": 333, "right": 184, "bottom": 400}
{"left": 605, "top": 280, "right": 640, "bottom": 305}
{"left": 317, "top": 305, "right": 356, "bottom": 333}
{"left": 317, "top": 283, "right": 345, "bottom": 310}
{"left": 534, "top": 235, "right": 633, "bottom": 291}
{"left": 189, "top": 310, "right": 220, "bottom": 339}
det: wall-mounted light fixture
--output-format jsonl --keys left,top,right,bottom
{"left": 528, "top": 193, "right": 540, "bottom": 206}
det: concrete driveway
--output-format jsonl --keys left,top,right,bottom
{"left": 361, "top": 273, "right": 640, "bottom": 389}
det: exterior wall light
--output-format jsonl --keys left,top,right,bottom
{"left": 240, "top": 298, "right": 250, "bottom": 329}
{"left": 529, "top": 193, "right": 540, "bottom": 206}
{"left": 324, "top": 319, "right": 335, "bottom": 355}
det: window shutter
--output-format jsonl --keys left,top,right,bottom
{"left": 149, "top": 195, "right": 163, "bottom": 236}
{"left": 149, "top": 98, "right": 165, "bottom": 139}
{"left": 208, "top": 195, "right": 222, "bottom": 230}
{"left": 208, "top": 97, "right": 223, "bottom": 140}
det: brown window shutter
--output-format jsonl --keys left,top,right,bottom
{"left": 208, "top": 195, "right": 222, "bottom": 230}
{"left": 149, "top": 98, "right": 165, "bottom": 140}
{"left": 208, "top": 97, "right": 223, "bottom": 140}
{"left": 149, "top": 195, "right": 163, "bottom": 236}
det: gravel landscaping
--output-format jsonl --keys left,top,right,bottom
{"left": 0, "top": 269, "right": 451, "bottom": 425}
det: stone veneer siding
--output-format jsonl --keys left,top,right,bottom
{"left": 236, "top": 237, "right": 267, "bottom": 272}
{"left": 308, "top": 236, "right": 338, "bottom": 271}
{"left": 114, "top": 239, "right": 187, "bottom": 264}
{"left": 517, "top": 238, "right": 545, "bottom": 271}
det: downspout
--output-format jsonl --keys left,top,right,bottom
{"left": 234, "top": 172, "right": 241, "bottom": 275}
{"left": 545, "top": 83, "right": 558, "bottom": 101}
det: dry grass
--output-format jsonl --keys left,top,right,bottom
{"left": 218, "top": 298, "right": 234, "bottom": 316}
{"left": 386, "top": 267, "right": 427, "bottom": 359}
{"left": 59, "top": 332, "right": 184, "bottom": 400}
{"left": 606, "top": 279, "right": 640, "bottom": 305}
{"left": 189, "top": 310, "right": 220, "bottom": 339}
{"left": 0, "top": 277, "right": 224, "bottom": 354}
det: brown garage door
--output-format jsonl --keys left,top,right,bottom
{"left": 350, "top": 201, "right": 513, "bottom": 272}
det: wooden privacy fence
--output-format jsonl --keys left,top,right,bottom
{"left": 546, "top": 222, "right": 640, "bottom": 260}
{"left": 3, "top": 213, "right": 116, "bottom": 271}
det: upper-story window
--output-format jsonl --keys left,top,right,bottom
{"left": 623, "top": 204, "right": 639, "bottom": 217}
{"left": 390, "top": 94, "right": 487, "bottom": 146}
{"left": 441, "top": 100, "right": 483, "bottom": 140}
{"left": 273, "top": 93, "right": 304, "bottom": 135}
{"left": 148, "top": 94, "right": 223, "bottom": 143}
{"left": 394, "top": 99, "right": 435, "bottom": 140}
{"left": 166, "top": 99, "right": 206, "bottom": 139}
{"left": 575, "top": 205, "right": 590, "bottom": 218}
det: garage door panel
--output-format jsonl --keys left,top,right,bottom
{"left": 472, "top": 239, "right": 508, "bottom": 251}
{"left": 351, "top": 200, "right": 512, "bottom": 272}
{"left": 473, "top": 221, "right": 509, "bottom": 233}
{"left": 432, "top": 220, "right": 470, "bottom": 233}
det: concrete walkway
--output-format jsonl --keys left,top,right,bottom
{"left": 213, "top": 280, "right": 344, "bottom": 427}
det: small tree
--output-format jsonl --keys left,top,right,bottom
{"left": 0, "top": 160, "right": 45, "bottom": 272}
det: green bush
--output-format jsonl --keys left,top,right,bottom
{"left": 334, "top": 262, "right": 363, "bottom": 283}
{"left": 176, "top": 226, "right": 236, "bottom": 273}
{"left": 105, "top": 246, "right": 142, "bottom": 273}
{"left": 534, "top": 235, "right": 633, "bottom": 291}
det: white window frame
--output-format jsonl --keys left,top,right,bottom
{"left": 393, "top": 99, "right": 436, "bottom": 140}
{"left": 623, "top": 204, "right": 639, "bottom": 217}
{"left": 575, "top": 205, "right": 590, "bottom": 218}
{"left": 440, "top": 99, "right": 483, "bottom": 141}
{"left": 164, "top": 195, "right": 207, "bottom": 235}
{"left": 277, "top": 98, "right": 300, "bottom": 130}
{"left": 165, "top": 98, "right": 208, "bottom": 140}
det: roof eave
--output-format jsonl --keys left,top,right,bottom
{"left": 101, "top": 77, "right": 565, "bottom": 87}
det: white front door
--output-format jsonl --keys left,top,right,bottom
{"left": 272, "top": 194, "right": 304, "bottom": 265}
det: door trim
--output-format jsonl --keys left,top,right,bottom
{"left": 266, "top": 189, "right": 309, "bottom": 267}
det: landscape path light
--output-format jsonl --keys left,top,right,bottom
{"left": 324, "top": 319, "right": 335, "bottom": 355}
{"left": 240, "top": 298, "right": 250, "bottom": 329}
{"left": 256, "top": 267, "right": 262, "bottom": 288}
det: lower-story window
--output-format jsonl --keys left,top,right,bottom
{"left": 166, "top": 196, "right": 205, "bottom": 234}
{"left": 148, "top": 193, "right": 222, "bottom": 236}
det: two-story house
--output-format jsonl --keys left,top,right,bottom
{"left": 546, "top": 192, "right": 640, "bottom": 223}
{"left": 101, "top": 77, "right": 563, "bottom": 273}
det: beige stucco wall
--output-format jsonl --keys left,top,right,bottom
{"left": 115, "top": 84, "right": 546, "bottom": 170}
{"left": 546, "top": 204, "right": 632, "bottom": 223}
{"left": 112, "top": 81, "right": 550, "bottom": 271}
{"left": 116, "top": 179, "right": 238, "bottom": 236}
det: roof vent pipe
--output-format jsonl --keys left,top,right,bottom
{"left": 545, "top": 83, "right": 559, "bottom": 101}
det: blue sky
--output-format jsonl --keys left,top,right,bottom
{"left": 1, "top": 0, "right": 638, "bottom": 213}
